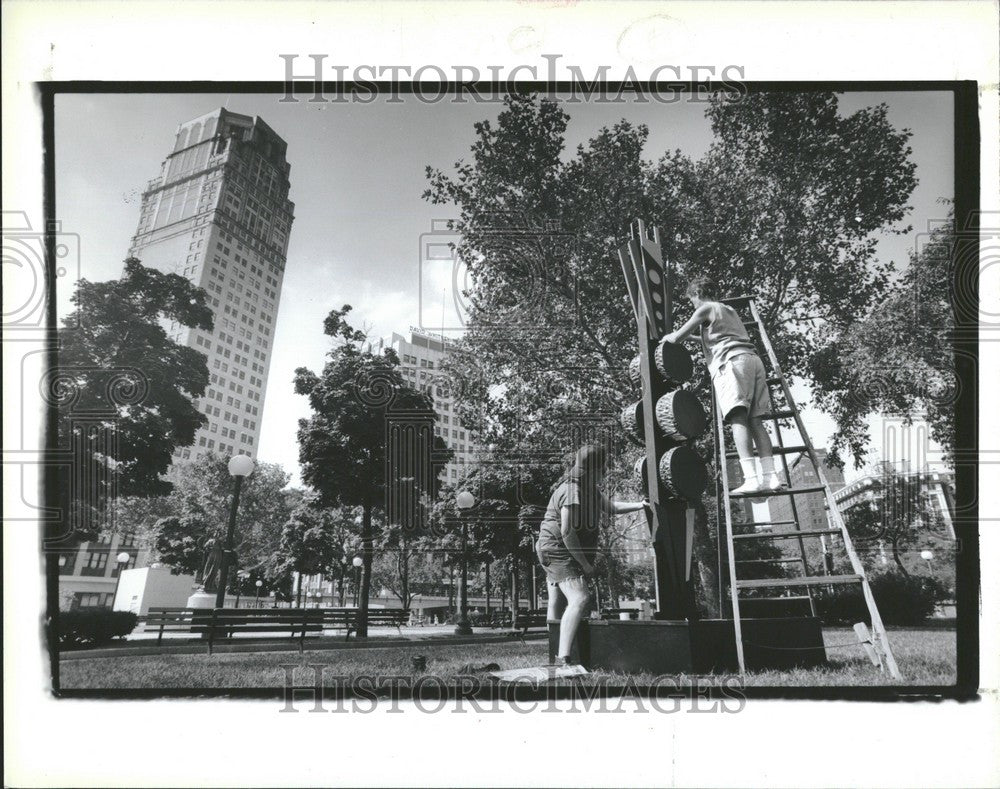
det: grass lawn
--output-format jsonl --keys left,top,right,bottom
{"left": 58, "top": 627, "right": 955, "bottom": 690}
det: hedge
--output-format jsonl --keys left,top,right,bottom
{"left": 813, "top": 571, "right": 947, "bottom": 626}
{"left": 58, "top": 609, "right": 138, "bottom": 648}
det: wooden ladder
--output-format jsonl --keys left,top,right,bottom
{"left": 714, "top": 296, "right": 901, "bottom": 680}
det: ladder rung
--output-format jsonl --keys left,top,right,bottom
{"left": 725, "top": 445, "right": 808, "bottom": 459}
{"left": 736, "top": 574, "right": 862, "bottom": 590}
{"left": 730, "top": 484, "right": 827, "bottom": 499}
{"left": 735, "top": 520, "right": 796, "bottom": 528}
{"left": 735, "top": 557, "right": 803, "bottom": 564}
{"left": 732, "top": 528, "right": 840, "bottom": 540}
{"left": 739, "top": 595, "right": 812, "bottom": 602}
{"left": 721, "top": 295, "right": 752, "bottom": 307}
{"left": 766, "top": 376, "right": 782, "bottom": 386}
{"left": 761, "top": 409, "right": 797, "bottom": 420}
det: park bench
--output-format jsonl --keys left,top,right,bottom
{"left": 317, "top": 608, "right": 409, "bottom": 640}
{"left": 509, "top": 610, "right": 549, "bottom": 643}
{"left": 142, "top": 607, "right": 411, "bottom": 651}
{"left": 142, "top": 607, "right": 324, "bottom": 654}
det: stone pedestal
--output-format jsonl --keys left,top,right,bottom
{"left": 186, "top": 590, "right": 216, "bottom": 609}
{"left": 548, "top": 617, "right": 827, "bottom": 674}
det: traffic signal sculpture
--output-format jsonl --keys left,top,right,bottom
{"left": 617, "top": 219, "right": 709, "bottom": 620}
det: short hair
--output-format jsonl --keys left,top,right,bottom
{"left": 685, "top": 275, "right": 718, "bottom": 301}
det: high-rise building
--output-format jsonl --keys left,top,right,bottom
{"left": 386, "top": 329, "right": 476, "bottom": 483}
{"left": 127, "top": 108, "right": 295, "bottom": 462}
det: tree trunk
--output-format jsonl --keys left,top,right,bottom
{"left": 485, "top": 561, "right": 491, "bottom": 615}
{"left": 511, "top": 554, "right": 521, "bottom": 629}
{"left": 357, "top": 503, "right": 374, "bottom": 637}
{"left": 338, "top": 572, "right": 346, "bottom": 607}
{"left": 399, "top": 534, "right": 410, "bottom": 610}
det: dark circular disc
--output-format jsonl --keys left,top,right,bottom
{"left": 628, "top": 354, "right": 642, "bottom": 389}
{"left": 655, "top": 389, "right": 708, "bottom": 441}
{"left": 654, "top": 339, "right": 694, "bottom": 387}
{"left": 620, "top": 400, "right": 645, "bottom": 446}
{"left": 658, "top": 445, "right": 709, "bottom": 501}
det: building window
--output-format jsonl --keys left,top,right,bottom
{"left": 81, "top": 551, "right": 109, "bottom": 576}
{"left": 75, "top": 592, "right": 109, "bottom": 609}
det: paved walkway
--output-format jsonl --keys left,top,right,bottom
{"left": 61, "top": 627, "right": 547, "bottom": 661}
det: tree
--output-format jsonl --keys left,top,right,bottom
{"left": 843, "top": 464, "right": 954, "bottom": 580}
{"left": 267, "top": 498, "right": 349, "bottom": 606}
{"left": 810, "top": 209, "right": 957, "bottom": 462}
{"left": 149, "top": 451, "right": 293, "bottom": 578}
{"left": 424, "top": 92, "right": 918, "bottom": 462}
{"left": 423, "top": 91, "right": 920, "bottom": 603}
{"left": 294, "top": 306, "right": 452, "bottom": 635}
{"left": 55, "top": 257, "right": 214, "bottom": 541}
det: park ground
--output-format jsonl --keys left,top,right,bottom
{"left": 59, "top": 626, "right": 955, "bottom": 690}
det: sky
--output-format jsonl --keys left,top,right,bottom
{"left": 54, "top": 89, "right": 954, "bottom": 488}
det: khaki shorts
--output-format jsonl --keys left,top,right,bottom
{"left": 713, "top": 353, "right": 772, "bottom": 420}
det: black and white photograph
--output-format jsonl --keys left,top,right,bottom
{"left": 4, "top": 2, "right": 998, "bottom": 787}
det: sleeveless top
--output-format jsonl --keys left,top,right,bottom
{"left": 537, "top": 478, "right": 611, "bottom": 560}
{"left": 699, "top": 301, "right": 756, "bottom": 377}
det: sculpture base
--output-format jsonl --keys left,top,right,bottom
{"left": 186, "top": 591, "right": 216, "bottom": 609}
{"left": 548, "top": 617, "right": 826, "bottom": 674}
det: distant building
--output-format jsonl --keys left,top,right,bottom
{"left": 770, "top": 449, "right": 846, "bottom": 533}
{"left": 835, "top": 467, "right": 955, "bottom": 539}
{"left": 386, "top": 329, "right": 477, "bottom": 483}
{"left": 56, "top": 531, "right": 149, "bottom": 610}
{"left": 127, "top": 107, "right": 295, "bottom": 464}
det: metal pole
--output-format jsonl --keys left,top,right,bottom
{"left": 485, "top": 561, "right": 491, "bottom": 616}
{"left": 455, "top": 519, "right": 472, "bottom": 634}
{"left": 215, "top": 475, "right": 244, "bottom": 609}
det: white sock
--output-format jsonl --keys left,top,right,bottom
{"left": 739, "top": 458, "right": 758, "bottom": 484}
{"left": 760, "top": 456, "right": 776, "bottom": 481}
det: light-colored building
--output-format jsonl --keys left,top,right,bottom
{"left": 386, "top": 329, "right": 477, "bottom": 483}
{"left": 127, "top": 107, "right": 295, "bottom": 463}
{"left": 57, "top": 531, "right": 149, "bottom": 610}
{"left": 835, "top": 467, "right": 955, "bottom": 539}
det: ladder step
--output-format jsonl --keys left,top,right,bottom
{"left": 766, "top": 376, "right": 782, "bottom": 386}
{"left": 740, "top": 595, "right": 812, "bottom": 602}
{"left": 736, "top": 574, "right": 863, "bottom": 590}
{"left": 735, "top": 557, "right": 804, "bottom": 565}
{"left": 730, "top": 483, "right": 827, "bottom": 499}
{"left": 725, "top": 445, "right": 808, "bottom": 459}
{"left": 761, "top": 409, "right": 797, "bottom": 420}
{"left": 735, "top": 520, "right": 796, "bottom": 528}
{"left": 732, "top": 528, "right": 840, "bottom": 540}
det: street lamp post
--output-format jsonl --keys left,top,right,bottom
{"left": 254, "top": 579, "right": 263, "bottom": 608}
{"left": 235, "top": 570, "right": 250, "bottom": 607}
{"left": 216, "top": 454, "right": 255, "bottom": 609}
{"left": 110, "top": 551, "right": 131, "bottom": 610}
{"left": 352, "top": 556, "right": 363, "bottom": 606}
{"left": 920, "top": 549, "right": 934, "bottom": 573}
{"left": 454, "top": 490, "right": 475, "bottom": 635}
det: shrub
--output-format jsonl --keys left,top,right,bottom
{"left": 813, "top": 571, "right": 943, "bottom": 626}
{"left": 58, "top": 609, "right": 138, "bottom": 648}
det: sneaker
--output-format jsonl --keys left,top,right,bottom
{"left": 764, "top": 475, "right": 787, "bottom": 491}
{"left": 731, "top": 478, "right": 764, "bottom": 495}
{"left": 554, "top": 663, "right": 589, "bottom": 678}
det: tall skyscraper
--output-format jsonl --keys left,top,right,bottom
{"left": 127, "top": 108, "right": 294, "bottom": 462}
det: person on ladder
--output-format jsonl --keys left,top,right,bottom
{"left": 662, "top": 275, "right": 786, "bottom": 495}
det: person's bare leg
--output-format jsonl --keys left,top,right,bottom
{"left": 547, "top": 581, "right": 566, "bottom": 621}
{"left": 750, "top": 416, "right": 785, "bottom": 488}
{"left": 557, "top": 577, "right": 591, "bottom": 660}
{"left": 729, "top": 407, "right": 762, "bottom": 494}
